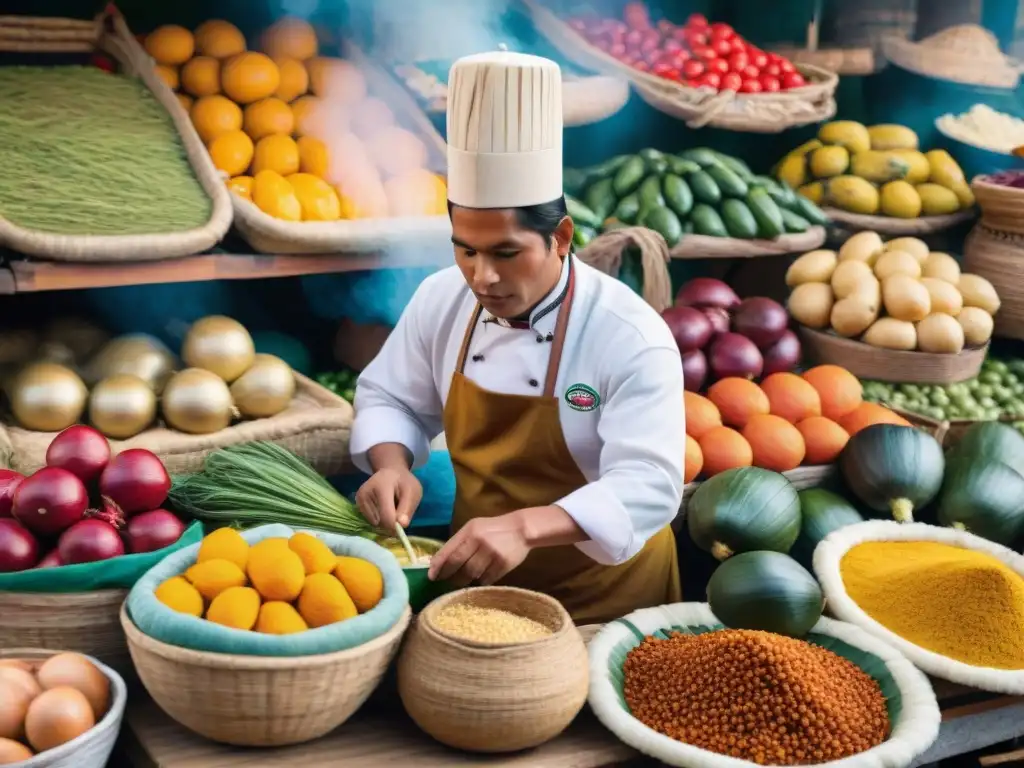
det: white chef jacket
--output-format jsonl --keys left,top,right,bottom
{"left": 350, "top": 255, "right": 687, "bottom": 566}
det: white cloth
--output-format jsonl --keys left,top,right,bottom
{"left": 350, "top": 257, "right": 687, "bottom": 566}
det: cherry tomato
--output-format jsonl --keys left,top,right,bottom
{"left": 691, "top": 45, "right": 717, "bottom": 60}
{"left": 707, "top": 58, "right": 729, "bottom": 75}
{"left": 697, "top": 72, "right": 722, "bottom": 89}
{"left": 663, "top": 39, "right": 684, "bottom": 55}
{"left": 687, "top": 13, "right": 709, "bottom": 28}
{"left": 727, "top": 51, "right": 749, "bottom": 72}
{"left": 625, "top": 29, "right": 644, "bottom": 46}
{"left": 685, "top": 30, "right": 709, "bottom": 47}
{"left": 740, "top": 78, "right": 762, "bottom": 93}
{"left": 749, "top": 50, "right": 769, "bottom": 69}
{"left": 763, "top": 63, "right": 781, "bottom": 77}
{"left": 778, "top": 58, "right": 796, "bottom": 73}
{"left": 759, "top": 75, "right": 781, "bottom": 92}
{"left": 669, "top": 51, "right": 691, "bottom": 69}
{"left": 641, "top": 37, "right": 660, "bottom": 55}
{"left": 782, "top": 71, "right": 807, "bottom": 88}
{"left": 633, "top": 60, "right": 650, "bottom": 72}
{"left": 653, "top": 60, "right": 675, "bottom": 77}
{"left": 609, "top": 42, "right": 627, "bottom": 58}
{"left": 721, "top": 72, "right": 743, "bottom": 91}
{"left": 741, "top": 64, "right": 760, "bottom": 79}
{"left": 663, "top": 69, "right": 683, "bottom": 82}
{"left": 709, "top": 23, "right": 734, "bottom": 39}
{"left": 711, "top": 38, "right": 732, "bottom": 57}
{"left": 682, "top": 59, "right": 706, "bottom": 78}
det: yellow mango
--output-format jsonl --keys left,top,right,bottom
{"left": 297, "top": 573, "right": 358, "bottom": 628}
{"left": 256, "top": 602, "right": 309, "bottom": 634}
{"left": 288, "top": 532, "right": 337, "bottom": 575}
{"left": 206, "top": 586, "right": 261, "bottom": 630}
{"left": 185, "top": 558, "right": 247, "bottom": 601}
{"left": 334, "top": 556, "right": 384, "bottom": 613}
{"left": 818, "top": 121, "right": 871, "bottom": 154}
{"left": 155, "top": 576, "right": 204, "bottom": 617}
{"left": 849, "top": 150, "right": 910, "bottom": 184}
{"left": 247, "top": 546, "right": 305, "bottom": 601}
{"left": 197, "top": 527, "right": 249, "bottom": 571}
{"left": 867, "top": 124, "right": 919, "bottom": 151}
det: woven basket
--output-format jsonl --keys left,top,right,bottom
{"left": 0, "top": 591, "right": 130, "bottom": 673}
{"left": 397, "top": 586, "right": 589, "bottom": 753}
{"left": 670, "top": 227, "right": 826, "bottom": 259}
{"left": 521, "top": 0, "right": 837, "bottom": 133}
{"left": 3, "top": 373, "right": 353, "bottom": 477}
{"left": 122, "top": 602, "right": 411, "bottom": 746}
{"left": 682, "top": 463, "right": 836, "bottom": 508}
{"left": 229, "top": 43, "right": 451, "bottom": 255}
{"left": 0, "top": 11, "right": 231, "bottom": 262}
{"left": 798, "top": 326, "right": 987, "bottom": 384}
{"left": 563, "top": 75, "right": 631, "bottom": 126}
{"left": 822, "top": 207, "right": 975, "bottom": 235}
{"left": 962, "top": 224, "right": 1024, "bottom": 341}
{"left": 0, "top": 648, "right": 128, "bottom": 768}
{"left": 972, "top": 176, "right": 1024, "bottom": 235}
{"left": 887, "top": 405, "right": 1016, "bottom": 447}
{"left": 882, "top": 24, "right": 1021, "bottom": 88}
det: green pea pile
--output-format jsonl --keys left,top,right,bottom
{"left": 863, "top": 358, "right": 1024, "bottom": 423}
{"left": 316, "top": 370, "right": 356, "bottom": 403}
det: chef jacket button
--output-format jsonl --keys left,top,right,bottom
{"left": 471, "top": 354, "right": 484, "bottom": 362}
{"left": 528, "top": 378, "right": 538, "bottom": 388}
{"left": 535, "top": 335, "right": 544, "bottom": 343}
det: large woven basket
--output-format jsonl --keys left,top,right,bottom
{"left": 883, "top": 24, "right": 1021, "bottom": 89}
{"left": 885, "top": 405, "right": 1017, "bottom": 448}
{"left": 397, "top": 586, "right": 590, "bottom": 753}
{"left": 0, "top": 591, "right": 130, "bottom": 673}
{"left": 3, "top": 373, "right": 353, "bottom": 477}
{"left": 972, "top": 176, "right": 1024, "bottom": 235}
{"left": 962, "top": 224, "right": 1024, "bottom": 341}
{"left": 122, "top": 602, "right": 411, "bottom": 746}
{"left": 0, "top": 648, "right": 128, "bottom": 768}
{"left": 822, "top": 207, "right": 976, "bottom": 235}
{"left": 0, "top": 11, "right": 231, "bottom": 262}
{"left": 521, "top": 0, "right": 837, "bottom": 133}
{"left": 798, "top": 326, "right": 988, "bottom": 384}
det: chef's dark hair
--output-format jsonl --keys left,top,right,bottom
{"left": 448, "top": 196, "right": 571, "bottom": 247}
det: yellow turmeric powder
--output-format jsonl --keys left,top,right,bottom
{"left": 841, "top": 541, "right": 1024, "bottom": 669}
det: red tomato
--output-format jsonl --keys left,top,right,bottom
{"left": 727, "top": 51, "right": 749, "bottom": 72}
{"left": 711, "top": 38, "right": 732, "bottom": 56}
{"left": 682, "top": 59, "right": 706, "bottom": 78}
{"left": 669, "top": 51, "right": 691, "bottom": 68}
{"left": 691, "top": 45, "right": 717, "bottom": 60}
{"left": 740, "top": 78, "right": 762, "bottom": 93}
{"left": 663, "top": 38, "right": 684, "bottom": 55}
{"left": 782, "top": 71, "right": 807, "bottom": 88}
{"left": 759, "top": 75, "right": 781, "bottom": 92}
{"left": 697, "top": 72, "right": 722, "bottom": 89}
{"left": 709, "top": 23, "right": 734, "bottom": 39}
{"left": 721, "top": 72, "right": 743, "bottom": 91}
{"left": 778, "top": 58, "right": 796, "bottom": 73}
{"left": 741, "top": 64, "right": 760, "bottom": 79}
{"left": 687, "top": 13, "right": 709, "bottom": 28}
{"left": 634, "top": 61, "right": 650, "bottom": 72}
{"left": 625, "top": 29, "right": 644, "bottom": 46}
{"left": 609, "top": 42, "right": 627, "bottom": 58}
{"left": 686, "top": 30, "right": 709, "bottom": 46}
{"left": 641, "top": 37, "right": 660, "bottom": 55}
{"left": 653, "top": 60, "right": 675, "bottom": 77}
{"left": 749, "top": 50, "right": 769, "bottom": 69}
{"left": 764, "top": 63, "right": 781, "bottom": 77}
{"left": 707, "top": 58, "right": 729, "bottom": 74}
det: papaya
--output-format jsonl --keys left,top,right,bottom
{"left": 849, "top": 151, "right": 910, "bottom": 184}
{"left": 867, "top": 124, "right": 919, "bottom": 151}
{"left": 818, "top": 121, "right": 871, "bottom": 154}
{"left": 808, "top": 146, "right": 849, "bottom": 178}
{"left": 827, "top": 176, "right": 880, "bottom": 215}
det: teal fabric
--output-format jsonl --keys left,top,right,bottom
{"left": 0, "top": 522, "right": 203, "bottom": 593}
{"left": 126, "top": 523, "right": 409, "bottom": 657}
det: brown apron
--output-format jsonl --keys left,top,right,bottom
{"left": 442, "top": 263, "right": 682, "bottom": 625}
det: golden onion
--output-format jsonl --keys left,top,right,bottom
{"left": 83, "top": 334, "right": 178, "bottom": 392}
{"left": 89, "top": 374, "right": 157, "bottom": 439}
{"left": 10, "top": 362, "right": 88, "bottom": 432}
{"left": 181, "top": 315, "right": 255, "bottom": 382}
{"left": 43, "top": 317, "right": 110, "bottom": 363}
{"left": 229, "top": 353, "right": 295, "bottom": 419}
{"left": 0, "top": 329, "right": 38, "bottom": 367}
{"left": 162, "top": 368, "right": 235, "bottom": 434}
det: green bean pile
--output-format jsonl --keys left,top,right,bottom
{"left": 0, "top": 66, "right": 212, "bottom": 235}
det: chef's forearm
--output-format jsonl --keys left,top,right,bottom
{"left": 513, "top": 505, "right": 588, "bottom": 549}
{"left": 368, "top": 442, "right": 414, "bottom": 472}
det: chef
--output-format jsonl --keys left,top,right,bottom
{"left": 350, "top": 49, "right": 686, "bottom": 624}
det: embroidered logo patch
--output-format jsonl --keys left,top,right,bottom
{"left": 565, "top": 383, "right": 601, "bottom": 412}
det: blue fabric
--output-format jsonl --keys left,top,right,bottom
{"left": 300, "top": 267, "right": 441, "bottom": 327}
{"left": 127, "top": 523, "right": 409, "bottom": 656}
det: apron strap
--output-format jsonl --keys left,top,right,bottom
{"left": 455, "top": 304, "right": 484, "bottom": 374}
{"left": 542, "top": 260, "right": 576, "bottom": 398}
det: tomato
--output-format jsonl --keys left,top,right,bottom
{"left": 697, "top": 72, "right": 722, "bottom": 89}
{"left": 782, "top": 71, "right": 807, "bottom": 88}
{"left": 707, "top": 58, "right": 729, "bottom": 75}
{"left": 663, "top": 38, "right": 684, "bottom": 55}
{"left": 778, "top": 58, "right": 796, "bottom": 73}
{"left": 687, "top": 13, "right": 709, "bottom": 28}
{"left": 727, "top": 51, "right": 749, "bottom": 72}
{"left": 685, "top": 29, "right": 709, "bottom": 46}
{"left": 721, "top": 72, "right": 742, "bottom": 91}
{"left": 740, "top": 78, "right": 762, "bottom": 93}
{"left": 741, "top": 64, "right": 760, "bottom": 79}
{"left": 711, "top": 38, "right": 732, "bottom": 57}
{"left": 709, "top": 23, "right": 734, "bottom": 39}
{"left": 749, "top": 51, "right": 769, "bottom": 69}
{"left": 682, "top": 59, "right": 706, "bottom": 79}
{"left": 641, "top": 37, "right": 660, "bottom": 55}
{"left": 624, "top": 2, "right": 651, "bottom": 29}
{"left": 759, "top": 75, "right": 781, "bottom": 92}
{"left": 633, "top": 61, "right": 650, "bottom": 72}
{"left": 763, "top": 63, "right": 781, "bottom": 77}
{"left": 653, "top": 60, "right": 675, "bottom": 77}
{"left": 691, "top": 45, "right": 716, "bottom": 60}
{"left": 609, "top": 42, "right": 627, "bottom": 58}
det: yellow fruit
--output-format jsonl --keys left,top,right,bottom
{"left": 145, "top": 25, "right": 194, "bottom": 66}
{"left": 154, "top": 576, "right": 204, "bottom": 617}
{"left": 185, "top": 558, "right": 247, "bottom": 601}
{"left": 867, "top": 124, "right": 919, "bottom": 151}
{"left": 350, "top": 97, "right": 396, "bottom": 139}
{"left": 243, "top": 98, "right": 295, "bottom": 141}
{"left": 797, "top": 181, "right": 824, "bottom": 204}
{"left": 889, "top": 149, "right": 931, "bottom": 184}
{"left": 206, "top": 586, "right": 261, "bottom": 631}
{"left": 208, "top": 130, "right": 254, "bottom": 176}
{"left": 194, "top": 19, "right": 246, "bottom": 59}
{"left": 297, "top": 136, "right": 329, "bottom": 177}
{"left": 818, "top": 121, "right": 871, "bottom": 154}
{"left": 951, "top": 180, "right": 976, "bottom": 209}
{"left": 256, "top": 602, "right": 309, "bottom": 634}
{"left": 221, "top": 52, "right": 281, "bottom": 104}
{"left": 247, "top": 545, "right": 305, "bottom": 601}
{"left": 190, "top": 94, "right": 243, "bottom": 143}
{"left": 261, "top": 17, "right": 319, "bottom": 61}
{"left": 384, "top": 169, "right": 444, "bottom": 217}
{"left": 849, "top": 150, "right": 910, "bottom": 184}
{"left": 297, "top": 573, "right": 358, "bottom": 628}
{"left": 251, "top": 133, "right": 300, "bottom": 176}
{"left": 334, "top": 556, "right": 384, "bottom": 613}
{"left": 290, "top": 95, "right": 324, "bottom": 137}
{"left": 250, "top": 538, "right": 290, "bottom": 558}
{"left": 175, "top": 92, "right": 194, "bottom": 112}
{"left": 776, "top": 153, "right": 808, "bottom": 189}
{"left": 924, "top": 149, "right": 967, "bottom": 188}
{"left": 808, "top": 146, "right": 849, "bottom": 179}
{"left": 916, "top": 183, "right": 961, "bottom": 216}
{"left": 286, "top": 173, "right": 341, "bottom": 221}
{"left": 288, "top": 532, "right": 337, "bottom": 574}
{"left": 879, "top": 180, "right": 922, "bottom": 218}
{"left": 154, "top": 64, "right": 179, "bottom": 90}
{"left": 827, "top": 175, "right": 880, "bottom": 215}
{"left": 227, "top": 175, "right": 254, "bottom": 199}
{"left": 366, "top": 126, "right": 428, "bottom": 179}
{"left": 273, "top": 56, "right": 309, "bottom": 102}
{"left": 306, "top": 57, "right": 366, "bottom": 105}
{"left": 253, "top": 170, "right": 302, "bottom": 221}
{"left": 197, "top": 527, "right": 250, "bottom": 571}
{"left": 786, "top": 139, "right": 824, "bottom": 159}
{"left": 180, "top": 56, "right": 220, "bottom": 97}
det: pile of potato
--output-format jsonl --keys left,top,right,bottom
{"left": 786, "top": 232, "right": 999, "bottom": 354}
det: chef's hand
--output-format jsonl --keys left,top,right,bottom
{"left": 428, "top": 512, "right": 531, "bottom": 587}
{"left": 355, "top": 468, "right": 423, "bottom": 532}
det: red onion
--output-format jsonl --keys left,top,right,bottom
{"left": 126, "top": 509, "right": 186, "bottom": 553}
{"left": 708, "top": 333, "right": 764, "bottom": 381}
{"left": 87, "top": 496, "right": 126, "bottom": 530}
{"left": 702, "top": 307, "right": 731, "bottom": 337}
{"left": 45, "top": 425, "right": 111, "bottom": 485}
{"left": 761, "top": 330, "right": 803, "bottom": 377}
{"left": 731, "top": 297, "right": 790, "bottom": 349}
{"left": 0, "top": 518, "right": 39, "bottom": 572}
{"left": 682, "top": 349, "right": 708, "bottom": 392}
{"left": 675, "top": 278, "right": 740, "bottom": 310}
{"left": 661, "top": 306, "right": 713, "bottom": 353}
{"left": 35, "top": 549, "right": 64, "bottom": 569}
{"left": 12, "top": 467, "right": 88, "bottom": 536}
{"left": 58, "top": 518, "right": 125, "bottom": 565}
{"left": 99, "top": 449, "right": 171, "bottom": 515}
{"left": 0, "top": 470, "right": 24, "bottom": 518}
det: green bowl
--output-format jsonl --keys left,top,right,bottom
{"left": 369, "top": 534, "right": 454, "bottom": 612}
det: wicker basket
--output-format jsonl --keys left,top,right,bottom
{"left": 671, "top": 227, "right": 827, "bottom": 259}
{"left": 797, "top": 326, "right": 987, "bottom": 384}
{"left": 0, "top": 591, "right": 130, "bottom": 673}
{"left": 882, "top": 24, "right": 1021, "bottom": 89}
{"left": 0, "top": 11, "right": 231, "bottom": 262}
{"left": 0, "top": 648, "right": 128, "bottom": 768}
{"left": 521, "top": 0, "right": 837, "bottom": 133}
{"left": 397, "top": 586, "right": 589, "bottom": 753}
{"left": 682, "top": 463, "right": 836, "bottom": 508}
{"left": 886, "top": 405, "right": 1016, "bottom": 447}
{"left": 822, "top": 207, "right": 976, "bottom": 235}
{"left": 972, "top": 176, "right": 1024, "bottom": 235}
{"left": 962, "top": 224, "right": 1024, "bottom": 341}
{"left": 122, "top": 602, "right": 411, "bottom": 747}
{"left": 4, "top": 373, "right": 353, "bottom": 477}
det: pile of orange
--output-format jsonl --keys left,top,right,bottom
{"left": 143, "top": 18, "right": 447, "bottom": 223}
{"left": 683, "top": 365, "right": 911, "bottom": 481}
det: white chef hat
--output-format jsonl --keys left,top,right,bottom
{"left": 446, "top": 49, "right": 563, "bottom": 209}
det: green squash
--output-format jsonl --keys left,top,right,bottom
{"left": 707, "top": 551, "right": 824, "bottom": 637}
{"left": 946, "top": 422, "right": 1024, "bottom": 479}
{"left": 838, "top": 424, "right": 944, "bottom": 523}
{"left": 687, "top": 467, "right": 801, "bottom": 561}
{"left": 938, "top": 461, "right": 1024, "bottom": 546}
{"left": 791, "top": 488, "right": 864, "bottom": 569}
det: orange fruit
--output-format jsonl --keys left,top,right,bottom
{"left": 194, "top": 19, "right": 246, "bottom": 59}
{"left": 145, "top": 25, "right": 194, "bottom": 66}
{"left": 180, "top": 56, "right": 221, "bottom": 97}
{"left": 252, "top": 170, "right": 302, "bottom": 221}
{"left": 707, "top": 378, "right": 770, "bottom": 429}
{"left": 190, "top": 94, "right": 243, "bottom": 143}
{"left": 384, "top": 169, "right": 445, "bottom": 217}
{"left": 251, "top": 133, "right": 300, "bottom": 176}
{"left": 760, "top": 372, "right": 822, "bottom": 424}
{"left": 684, "top": 391, "right": 722, "bottom": 440}
{"left": 154, "top": 64, "right": 179, "bottom": 90}
{"left": 366, "top": 126, "right": 428, "bottom": 179}
{"left": 243, "top": 98, "right": 295, "bottom": 141}
{"left": 227, "top": 175, "right": 254, "bottom": 200}
{"left": 350, "top": 96, "right": 395, "bottom": 139}
{"left": 221, "top": 52, "right": 280, "bottom": 104}
{"left": 286, "top": 173, "right": 341, "bottom": 221}
{"left": 261, "top": 17, "right": 319, "bottom": 61}
{"left": 273, "top": 56, "right": 310, "bottom": 102}
{"left": 208, "top": 130, "right": 254, "bottom": 176}
{"left": 797, "top": 416, "right": 850, "bottom": 465}
{"left": 297, "top": 136, "right": 329, "bottom": 177}
{"left": 838, "top": 402, "right": 911, "bottom": 437}
{"left": 291, "top": 95, "right": 326, "bottom": 137}
{"left": 175, "top": 92, "right": 194, "bottom": 112}
{"left": 306, "top": 57, "right": 366, "bottom": 104}
{"left": 742, "top": 414, "right": 806, "bottom": 472}
{"left": 802, "top": 365, "right": 864, "bottom": 421}
{"left": 698, "top": 426, "right": 753, "bottom": 477}
{"left": 684, "top": 435, "right": 703, "bottom": 483}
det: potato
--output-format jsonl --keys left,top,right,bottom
{"left": 958, "top": 306, "right": 995, "bottom": 346}
{"left": 831, "top": 260, "right": 875, "bottom": 299}
{"left": 863, "top": 317, "right": 917, "bottom": 351}
{"left": 873, "top": 250, "right": 922, "bottom": 281}
{"left": 848, "top": 275, "right": 882, "bottom": 311}
{"left": 884, "top": 237, "right": 929, "bottom": 262}
{"left": 786, "top": 249, "right": 837, "bottom": 287}
{"left": 830, "top": 297, "right": 878, "bottom": 337}
{"left": 921, "top": 251, "right": 961, "bottom": 284}
{"left": 920, "top": 277, "right": 963, "bottom": 316}
{"left": 838, "top": 230, "right": 884, "bottom": 265}
{"left": 787, "top": 283, "right": 834, "bottom": 329}
{"left": 916, "top": 313, "right": 965, "bottom": 354}
{"left": 882, "top": 274, "right": 931, "bottom": 322}
{"left": 958, "top": 273, "right": 1001, "bottom": 315}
